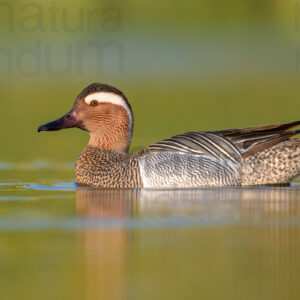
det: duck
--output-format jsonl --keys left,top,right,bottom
{"left": 38, "top": 83, "right": 300, "bottom": 188}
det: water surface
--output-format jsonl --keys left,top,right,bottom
{"left": 0, "top": 163, "right": 300, "bottom": 300}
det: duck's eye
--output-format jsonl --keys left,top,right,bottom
{"left": 90, "top": 100, "right": 98, "bottom": 107}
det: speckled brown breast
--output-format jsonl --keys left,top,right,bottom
{"left": 76, "top": 146, "right": 142, "bottom": 188}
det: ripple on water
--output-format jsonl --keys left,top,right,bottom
{"left": 0, "top": 161, "right": 73, "bottom": 171}
{"left": 0, "top": 196, "right": 39, "bottom": 201}
{"left": 23, "top": 182, "right": 77, "bottom": 191}
{"left": 0, "top": 162, "right": 13, "bottom": 170}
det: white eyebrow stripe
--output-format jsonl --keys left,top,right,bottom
{"left": 85, "top": 92, "right": 125, "bottom": 107}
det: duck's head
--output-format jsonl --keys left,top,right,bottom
{"left": 38, "top": 83, "right": 133, "bottom": 153}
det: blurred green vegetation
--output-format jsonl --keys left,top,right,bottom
{"left": 0, "top": 0, "right": 299, "bottom": 164}
{"left": 1, "top": 76, "right": 300, "bottom": 162}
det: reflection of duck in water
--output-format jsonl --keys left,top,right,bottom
{"left": 39, "top": 83, "right": 300, "bottom": 188}
{"left": 76, "top": 187, "right": 300, "bottom": 220}
{"left": 76, "top": 189, "right": 138, "bottom": 218}
{"left": 75, "top": 189, "right": 132, "bottom": 300}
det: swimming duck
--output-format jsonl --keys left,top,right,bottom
{"left": 38, "top": 83, "right": 300, "bottom": 188}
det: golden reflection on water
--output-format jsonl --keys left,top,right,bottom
{"left": 75, "top": 187, "right": 300, "bottom": 300}
{"left": 136, "top": 188, "right": 300, "bottom": 219}
{"left": 76, "top": 190, "right": 137, "bottom": 300}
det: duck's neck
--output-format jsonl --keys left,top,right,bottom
{"left": 88, "top": 127, "right": 131, "bottom": 153}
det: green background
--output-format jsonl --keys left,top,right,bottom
{"left": 0, "top": 0, "right": 299, "bottom": 162}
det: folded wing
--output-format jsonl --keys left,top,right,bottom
{"left": 145, "top": 121, "right": 300, "bottom": 161}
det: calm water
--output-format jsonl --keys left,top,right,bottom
{"left": 0, "top": 163, "right": 300, "bottom": 300}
